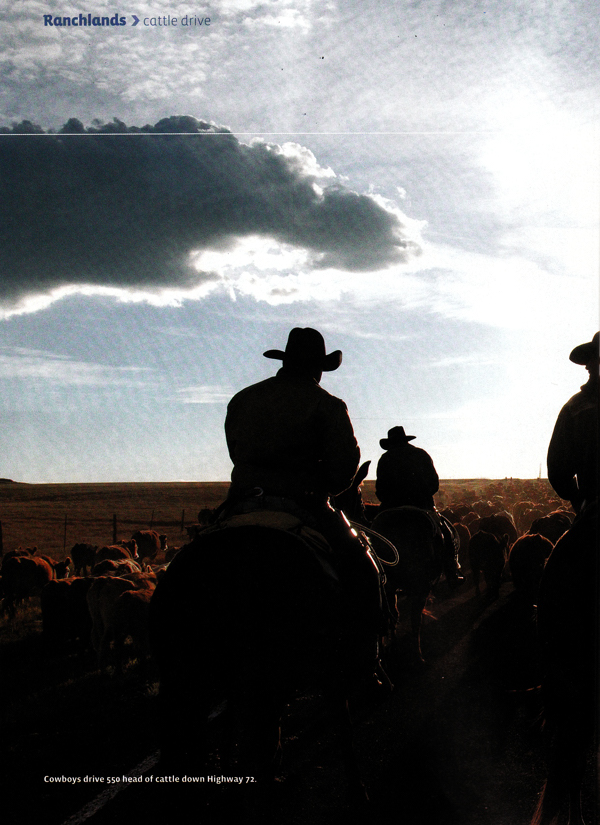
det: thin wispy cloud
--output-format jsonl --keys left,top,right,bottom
{"left": 0, "top": 346, "right": 154, "bottom": 386}
{"left": 175, "top": 385, "right": 232, "bottom": 404}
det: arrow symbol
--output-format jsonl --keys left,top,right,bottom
{"left": 131, "top": 14, "right": 139, "bottom": 25}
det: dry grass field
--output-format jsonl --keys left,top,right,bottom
{"left": 0, "top": 477, "right": 544, "bottom": 561}
{"left": 0, "top": 481, "right": 231, "bottom": 559}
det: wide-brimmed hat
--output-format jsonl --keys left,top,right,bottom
{"left": 379, "top": 426, "right": 416, "bottom": 449}
{"left": 263, "top": 327, "right": 342, "bottom": 372}
{"left": 569, "top": 331, "right": 600, "bottom": 365}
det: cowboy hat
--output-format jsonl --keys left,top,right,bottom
{"left": 569, "top": 331, "right": 600, "bottom": 365}
{"left": 379, "top": 426, "right": 416, "bottom": 449}
{"left": 263, "top": 327, "right": 342, "bottom": 372}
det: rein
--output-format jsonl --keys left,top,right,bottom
{"left": 350, "top": 522, "right": 400, "bottom": 567}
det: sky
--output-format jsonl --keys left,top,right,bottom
{"left": 0, "top": 0, "right": 597, "bottom": 483}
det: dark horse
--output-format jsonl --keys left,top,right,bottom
{"left": 149, "top": 520, "right": 382, "bottom": 805}
{"left": 369, "top": 507, "right": 446, "bottom": 662}
{"left": 531, "top": 500, "right": 598, "bottom": 825}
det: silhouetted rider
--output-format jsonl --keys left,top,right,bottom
{"left": 224, "top": 327, "right": 389, "bottom": 684}
{"left": 376, "top": 426, "right": 463, "bottom": 588}
{"left": 226, "top": 327, "right": 359, "bottom": 507}
{"left": 547, "top": 331, "right": 599, "bottom": 514}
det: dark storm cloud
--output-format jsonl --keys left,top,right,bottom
{"left": 0, "top": 116, "right": 421, "bottom": 311}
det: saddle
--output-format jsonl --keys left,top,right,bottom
{"left": 381, "top": 505, "right": 444, "bottom": 539}
{"left": 198, "top": 494, "right": 339, "bottom": 587}
{"left": 212, "top": 508, "right": 333, "bottom": 557}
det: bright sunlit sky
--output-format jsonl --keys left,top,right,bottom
{"left": 0, "top": 0, "right": 598, "bottom": 483}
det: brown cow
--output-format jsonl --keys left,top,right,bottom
{"left": 131, "top": 530, "right": 167, "bottom": 562}
{"left": 70, "top": 543, "right": 98, "bottom": 576}
{"left": 508, "top": 534, "right": 554, "bottom": 607}
{"left": 94, "top": 540, "right": 138, "bottom": 564}
{"left": 469, "top": 530, "right": 510, "bottom": 599}
{"left": 91, "top": 559, "right": 143, "bottom": 577}
{"left": 453, "top": 522, "right": 471, "bottom": 572}
{"left": 86, "top": 573, "right": 156, "bottom": 672}
{"left": 528, "top": 511, "right": 573, "bottom": 545}
{"left": 109, "top": 586, "right": 155, "bottom": 672}
{"left": 2, "top": 556, "right": 54, "bottom": 617}
{"left": 39, "top": 555, "right": 71, "bottom": 579}
{"left": 1, "top": 547, "right": 37, "bottom": 570}
{"left": 164, "top": 546, "right": 183, "bottom": 563}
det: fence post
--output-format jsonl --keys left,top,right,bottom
{"left": 113, "top": 514, "right": 117, "bottom": 544}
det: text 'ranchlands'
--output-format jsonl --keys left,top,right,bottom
{"left": 42, "top": 12, "right": 211, "bottom": 26}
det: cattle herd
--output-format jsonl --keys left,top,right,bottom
{"left": 0, "top": 478, "right": 594, "bottom": 823}
{"left": 1, "top": 529, "right": 168, "bottom": 670}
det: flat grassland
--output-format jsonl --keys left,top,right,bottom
{"left": 0, "top": 481, "right": 231, "bottom": 557}
{"left": 0, "top": 477, "right": 549, "bottom": 558}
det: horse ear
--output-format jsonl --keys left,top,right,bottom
{"left": 355, "top": 461, "right": 371, "bottom": 487}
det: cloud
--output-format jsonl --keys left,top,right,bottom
{"left": 0, "top": 116, "right": 422, "bottom": 317}
{"left": 175, "top": 385, "right": 232, "bottom": 404}
{"left": 0, "top": 346, "right": 154, "bottom": 386}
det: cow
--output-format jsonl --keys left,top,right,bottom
{"left": 164, "top": 546, "right": 182, "bottom": 563}
{"left": 197, "top": 507, "right": 216, "bottom": 525}
{"left": 1, "top": 547, "right": 37, "bottom": 570}
{"left": 185, "top": 524, "right": 205, "bottom": 541}
{"left": 41, "top": 577, "right": 95, "bottom": 652}
{"left": 468, "top": 530, "right": 510, "bottom": 599}
{"left": 94, "top": 540, "right": 138, "bottom": 564}
{"left": 513, "top": 500, "right": 537, "bottom": 534}
{"left": 86, "top": 573, "right": 157, "bottom": 672}
{"left": 508, "top": 534, "right": 554, "bottom": 607}
{"left": 109, "top": 586, "right": 155, "bottom": 672}
{"left": 131, "top": 530, "right": 167, "bottom": 562}
{"left": 2, "top": 556, "right": 54, "bottom": 617}
{"left": 39, "top": 555, "right": 71, "bottom": 579}
{"left": 120, "top": 570, "right": 158, "bottom": 590}
{"left": 70, "top": 543, "right": 98, "bottom": 576}
{"left": 527, "top": 511, "right": 573, "bottom": 545}
{"left": 91, "top": 558, "right": 143, "bottom": 577}
{"left": 471, "top": 512, "right": 518, "bottom": 548}
{"left": 453, "top": 522, "right": 471, "bottom": 572}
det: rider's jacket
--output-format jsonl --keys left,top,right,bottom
{"left": 547, "top": 377, "right": 599, "bottom": 511}
{"left": 225, "top": 367, "right": 360, "bottom": 505}
{"left": 376, "top": 444, "right": 440, "bottom": 510}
